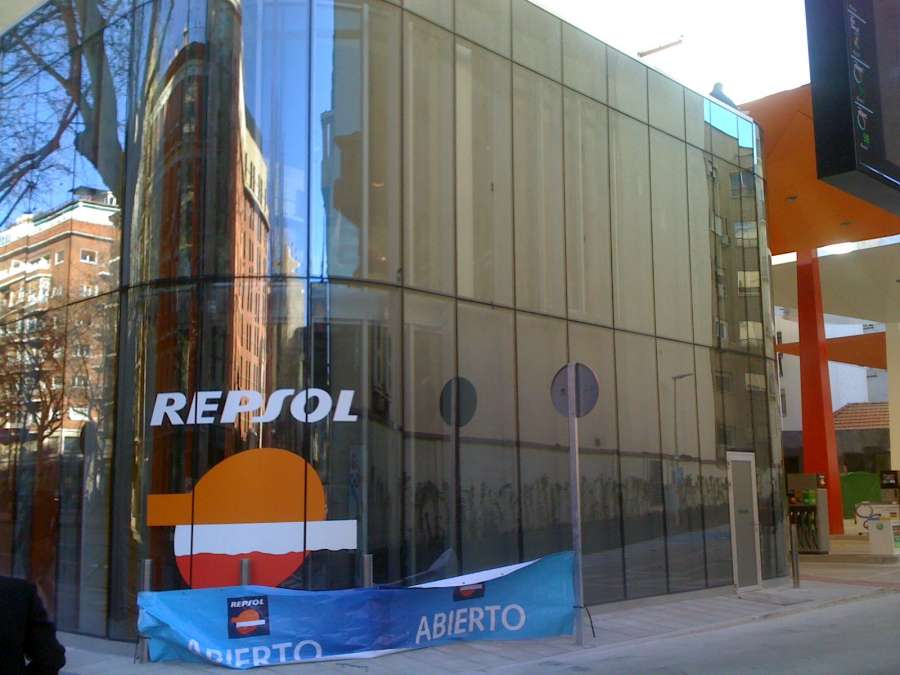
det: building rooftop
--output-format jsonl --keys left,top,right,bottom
{"left": 0, "top": 191, "right": 118, "bottom": 249}
{"left": 833, "top": 402, "right": 890, "bottom": 431}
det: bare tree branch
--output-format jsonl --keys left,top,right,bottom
{"left": 11, "top": 36, "right": 81, "bottom": 104}
{"left": 0, "top": 100, "right": 77, "bottom": 204}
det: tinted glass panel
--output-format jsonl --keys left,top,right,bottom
{"left": 0, "top": 309, "right": 66, "bottom": 613}
{"left": 456, "top": 40, "right": 513, "bottom": 306}
{"left": 657, "top": 339, "right": 704, "bottom": 592}
{"left": 569, "top": 323, "right": 623, "bottom": 603}
{"left": 685, "top": 89, "right": 708, "bottom": 149}
{"left": 403, "top": 291, "right": 456, "bottom": 577}
{"left": 55, "top": 294, "right": 118, "bottom": 634}
{"left": 564, "top": 91, "right": 612, "bottom": 326}
{"left": 607, "top": 48, "right": 647, "bottom": 121}
{"left": 511, "top": 0, "right": 561, "bottom": 81}
{"left": 687, "top": 147, "right": 716, "bottom": 347}
{"left": 615, "top": 331, "right": 665, "bottom": 598}
{"left": 516, "top": 312, "right": 568, "bottom": 559}
{"left": 455, "top": 0, "right": 511, "bottom": 56}
{"left": 404, "top": 0, "right": 452, "bottom": 29}
{"left": 109, "top": 285, "right": 199, "bottom": 638}
{"left": 563, "top": 24, "right": 606, "bottom": 102}
{"left": 648, "top": 69, "right": 685, "bottom": 139}
{"left": 650, "top": 130, "right": 692, "bottom": 342}
{"left": 696, "top": 345, "right": 732, "bottom": 585}
{"left": 241, "top": 0, "right": 310, "bottom": 276}
{"left": 458, "top": 303, "right": 518, "bottom": 572}
{"left": 311, "top": 281, "right": 403, "bottom": 585}
{"left": 513, "top": 67, "right": 565, "bottom": 316}
{"left": 610, "top": 111, "right": 653, "bottom": 333}
{"left": 310, "top": 0, "right": 401, "bottom": 282}
{"left": 403, "top": 15, "right": 455, "bottom": 294}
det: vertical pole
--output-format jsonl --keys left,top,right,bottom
{"left": 673, "top": 378, "right": 678, "bottom": 457}
{"left": 887, "top": 323, "right": 900, "bottom": 471}
{"left": 362, "top": 553, "right": 374, "bottom": 588}
{"left": 240, "top": 558, "right": 250, "bottom": 586}
{"left": 567, "top": 364, "right": 585, "bottom": 646}
{"left": 137, "top": 558, "right": 152, "bottom": 663}
{"left": 790, "top": 519, "right": 800, "bottom": 588}
{"left": 796, "top": 249, "right": 844, "bottom": 534}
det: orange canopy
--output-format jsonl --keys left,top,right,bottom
{"left": 775, "top": 331, "right": 887, "bottom": 370}
{"left": 743, "top": 85, "right": 900, "bottom": 254}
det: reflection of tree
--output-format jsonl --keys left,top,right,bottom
{"left": 0, "top": 311, "right": 66, "bottom": 589}
{"left": 65, "top": 298, "right": 117, "bottom": 432}
{"left": 0, "top": 0, "right": 131, "bottom": 226}
{"left": 0, "top": 313, "right": 66, "bottom": 453}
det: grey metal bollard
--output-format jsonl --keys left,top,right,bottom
{"left": 137, "top": 558, "right": 152, "bottom": 663}
{"left": 362, "top": 554, "right": 374, "bottom": 588}
{"left": 240, "top": 558, "right": 251, "bottom": 585}
{"left": 790, "top": 521, "right": 801, "bottom": 588}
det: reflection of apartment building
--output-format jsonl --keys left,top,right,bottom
{"left": 704, "top": 121, "right": 769, "bottom": 458}
{"left": 0, "top": 189, "right": 119, "bottom": 607}
{"left": 0, "top": 187, "right": 118, "bottom": 314}
{"left": 229, "top": 107, "right": 270, "bottom": 446}
{"left": 137, "top": 34, "right": 270, "bottom": 458}
{"left": 0, "top": 188, "right": 119, "bottom": 441}
{"left": 710, "top": 131, "right": 765, "bottom": 354}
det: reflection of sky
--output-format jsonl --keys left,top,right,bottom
{"left": 703, "top": 97, "right": 761, "bottom": 168}
{"left": 308, "top": 3, "right": 363, "bottom": 279}
{"left": 308, "top": 4, "right": 337, "bottom": 278}
{"left": 704, "top": 98, "right": 738, "bottom": 139}
{"left": 0, "top": 76, "right": 93, "bottom": 227}
{"left": 242, "top": 0, "right": 310, "bottom": 276}
{"left": 0, "top": 6, "right": 150, "bottom": 229}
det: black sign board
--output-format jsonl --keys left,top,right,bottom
{"left": 806, "top": 0, "right": 900, "bottom": 215}
{"left": 881, "top": 470, "right": 899, "bottom": 489}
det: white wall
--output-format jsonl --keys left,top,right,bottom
{"left": 775, "top": 309, "right": 875, "bottom": 432}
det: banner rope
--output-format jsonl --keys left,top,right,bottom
{"left": 574, "top": 605, "right": 597, "bottom": 639}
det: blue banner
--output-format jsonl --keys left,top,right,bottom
{"left": 138, "top": 552, "right": 574, "bottom": 669}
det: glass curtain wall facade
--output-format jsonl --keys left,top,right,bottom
{"left": 0, "top": 0, "right": 785, "bottom": 640}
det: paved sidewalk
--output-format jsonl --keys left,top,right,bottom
{"left": 59, "top": 574, "right": 894, "bottom": 675}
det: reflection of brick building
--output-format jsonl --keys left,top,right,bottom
{"left": 0, "top": 188, "right": 119, "bottom": 601}
{"left": 135, "top": 32, "right": 270, "bottom": 464}
{"left": 0, "top": 188, "right": 118, "bottom": 310}
{"left": 227, "top": 110, "right": 270, "bottom": 446}
{"left": 126, "top": 27, "right": 272, "bottom": 588}
{"left": 0, "top": 187, "right": 120, "bottom": 436}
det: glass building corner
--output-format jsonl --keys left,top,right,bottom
{"left": 0, "top": 0, "right": 784, "bottom": 640}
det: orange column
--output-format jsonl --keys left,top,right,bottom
{"left": 797, "top": 249, "right": 843, "bottom": 534}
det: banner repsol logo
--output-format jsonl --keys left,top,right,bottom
{"left": 150, "top": 389, "right": 358, "bottom": 427}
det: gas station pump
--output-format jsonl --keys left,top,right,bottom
{"left": 880, "top": 471, "right": 900, "bottom": 505}
{"left": 786, "top": 473, "right": 830, "bottom": 554}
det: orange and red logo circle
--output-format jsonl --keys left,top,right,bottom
{"left": 148, "top": 448, "right": 357, "bottom": 588}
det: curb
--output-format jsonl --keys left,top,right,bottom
{"left": 800, "top": 553, "right": 900, "bottom": 565}
{"left": 488, "top": 585, "right": 896, "bottom": 672}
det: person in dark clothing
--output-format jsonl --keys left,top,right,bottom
{"left": 710, "top": 82, "right": 738, "bottom": 108}
{"left": 0, "top": 577, "right": 66, "bottom": 675}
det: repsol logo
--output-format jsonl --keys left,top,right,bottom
{"left": 150, "top": 389, "right": 358, "bottom": 427}
{"left": 229, "top": 598, "right": 265, "bottom": 609}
